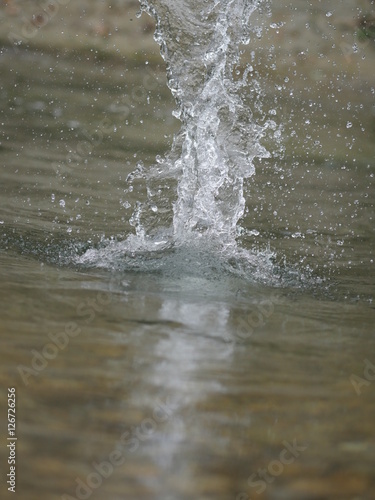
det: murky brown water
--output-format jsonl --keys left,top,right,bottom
{"left": 1, "top": 2, "right": 375, "bottom": 499}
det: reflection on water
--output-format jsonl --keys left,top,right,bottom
{"left": 0, "top": 0, "right": 375, "bottom": 499}
{"left": 1, "top": 252, "right": 375, "bottom": 499}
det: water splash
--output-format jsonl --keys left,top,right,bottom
{"left": 132, "top": 0, "right": 271, "bottom": 251}
{"left": 75, "top": 0, "right": 300, "bottom": 284}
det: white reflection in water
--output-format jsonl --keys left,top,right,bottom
{"left": 136, "top": 288, "right": 235, "bottom": 487}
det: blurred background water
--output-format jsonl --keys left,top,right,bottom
{"left": 0, "top": 1, "right": 374, "bottom": 499}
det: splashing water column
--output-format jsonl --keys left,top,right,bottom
{"left": 136, "top": 0, "right": 271, "bottom": 251}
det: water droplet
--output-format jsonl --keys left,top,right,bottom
{"left": 346, "top": 121, "right": 353, "bottom": 128}
{"left": 270, "top": 22, "right": 284, "bottom": 29}
{"left": 59, "top": 199, "right": 65, "bottom": 208}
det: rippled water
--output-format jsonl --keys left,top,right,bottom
{"left": 1, "top": 0, "right": 375, "bottom": 499}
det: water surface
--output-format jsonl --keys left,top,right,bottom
{"left": 0, "top": 1, "right": 375, "bottom": 499}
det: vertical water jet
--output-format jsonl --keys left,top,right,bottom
{"left": 133, "top": 0, "right": 272, "bottom": 250}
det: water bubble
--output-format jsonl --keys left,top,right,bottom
{"left": 346, "top": 121, "right": 353, "bottom": 128}
{"left": 270, "top": 22, "right": 284, "bottom": 29}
